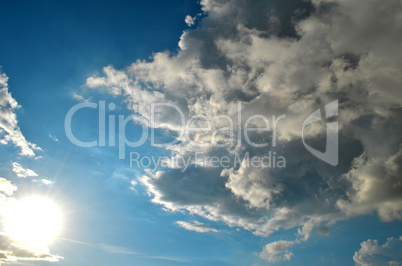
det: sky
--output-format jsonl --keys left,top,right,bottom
{"left": 0, "top": 0, "right": 402, "bottom": 265}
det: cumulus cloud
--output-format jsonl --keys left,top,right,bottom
{"left": 259, "top": 240, "right": 295, "bottom": 263}
{"left": 0, "top": 71, "right": 41, "bottom": 156}
{"left": 86, "top": 0, "right": 402, "bottom": 262}
{"left": 222, "top": 161, "right": 283, "bottom": 210}
{"left": 354, "top": 236, "right": 402, "bottom": 266}
{"left": 12, "top": 162, "right": 38, "bottom": 178}
{"left": 176, "top": 220, "right": 218, "bottom": 233}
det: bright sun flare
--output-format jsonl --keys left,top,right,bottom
{"left": 5, "top": 197, "right": 61, "bottom": 246}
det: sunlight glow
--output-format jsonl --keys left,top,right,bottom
{"left": 5, "top": 197, "right": 61, "bottom": 246}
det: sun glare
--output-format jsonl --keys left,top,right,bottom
{"left": 5, "top": 197, "right": 61, "bottom": 246}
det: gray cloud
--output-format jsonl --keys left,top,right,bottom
{"left": 0, "top": 234, "right": 62, "bottom": 264}
{"left": 86, "top": 0, "right": 402, "bottom": 262}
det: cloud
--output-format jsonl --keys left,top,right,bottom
{"left": 33, "top": 178, "right": 54, "bottom": 186}
{"left": 222, "top": 161, "right": 283, "bottom": 209}
{"left": 12, "top": 162, "right": 38, "bottom": 178}
{"left": 318, "top": 225, "right": 330, "bottom": 236}
{"left": 354, "top": 236, "right": 402, "bottom": 266}
{"left": 0, "top": 71, "right": 41, "bottom": 156}
{"left": 61, "top": 238, "right": 191, "bottom": 263}
{"left": 129, "top": 180, "right": 138, "bottom": 192}
{"left": 176, "top": 220, "right": 218, "bottom": 233}
{"left": 40, "top": 179, "right": 53, "bottom": 185}
{"left": 259, "top": 219, "right": 320, "bottom": 263}
{"left": 49, "top": 134, "right": 59, "bottom": 142}
{"left": 72, "top": 92, "right": 91, "bottom": 102}
{"left": 185, "top": 15, "right": 196, "bottom": 26}
{"left": 0, "top": 178, "right": 17, "bottom": 196}
{"left": 0, "top": 234, "right": 62, "bottom": 264}
{"left": 86, "top": 0, "right": 402, "bottom": 262}
{"left": 259, "top": 240, "right": 295, "bottom": 263}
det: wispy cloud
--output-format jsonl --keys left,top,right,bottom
{"left": 176, "top": 220, "right": 218, "bottom": 233}
{"left": 72, "top": 92, "right": 91, "bottom": 102}
{"left": 33, "top": 178, "right": 54, "bottom": 186}
{"left": 49, "top": 134, "right": 59, "bottom": 142}
{"left": 61, "top": 238, "right": 192, "bottom": 263}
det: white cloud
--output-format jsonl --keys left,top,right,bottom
{"left": 0, "top": 178, "right": 17, "bottom": 196}
{"left": 40, "top": 179, "right": 53, "bottom": 185}
{"left": 129, "top": 180, "right": 138, "bottom": 192}
{"left": 0, "top": 71, "right": 41, "bottom": 156}
{"left": 49, "top": 134, "right": 59, "bottom": 142}
{"left": 12, "top": 162, "right": 38, "bottom": 178}
{"left": 176, "top": 220, "right": 218, "bottom": 233}
{"left": 185, "top": 15, "right": 195, "bottom": 26}
{"left": 33, "top": 178, "right": 53, "bottom": 186}
{"left": 354, "top": 236, "right": 402, "bottom": 266}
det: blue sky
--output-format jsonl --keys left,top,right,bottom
{"left": 1, "top": 0, "right": 402, "bottom": 265}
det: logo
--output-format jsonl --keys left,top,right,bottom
{"left": 302, "top": 100, "right": 338, "bottom": 166}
